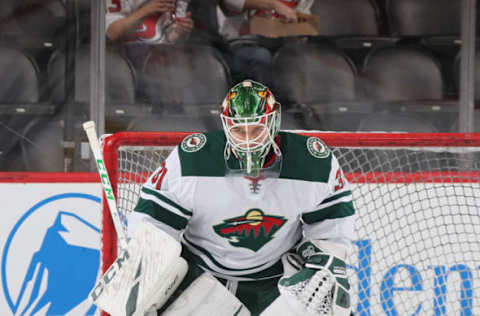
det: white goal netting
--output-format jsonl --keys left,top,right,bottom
{"left": 101, "top": 132, "right": 480, "bottom": 316}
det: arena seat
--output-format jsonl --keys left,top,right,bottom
{"left": 361, "top": 46, "right": 444, "bottom": 102}
{"left": 386, "top": 0, "right": 461, "bottom": 37}
{"left": 105, "top": 47, "right": 138, "bottom": 116}
{"left": 47, "top": 45, "right": 137, "bottom": 106}
{"left": 273, "top": 44, "right": 357, "bottom": 129}
{"left": 0, "top": 46, "right": 41, "bottom": 171}
{"left": 309, "top": 0, "right": 395, "bottom": 66}
{"left": 272, "top": 43, "right": 358, "bottom": 130}
{"left": 386, "top": 0, "right": 461, "bottom": 98}
{"left": 48, "top": 44, "right": 139, "bottom": 124}
{"left": 12, "top": 0, "right": 66, "bottom": 40}
{"left": 310, "top": 0, "right": 380, "bottom": 36}
{"left": 0, "top": 46, "right": 40, "bottom": 103}
{"left": 130, "top": 44, "right": 230, "bottom": 132}
{"left": 141, "top": 44, "right": 230, "bottom": 108}
{"left": 273, "top": 44, "right": 357, "bottom": 104}
{"left": 15, "top": 46, "right": 139, "bottom": 171}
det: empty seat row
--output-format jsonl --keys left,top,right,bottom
{"left": 310, "top": 0, "right": 462, "bottom": 37}
{"left": 0, "top": 43, "right": 476, "bottom": 109}
{"left": 274, "top": 44, "right": 451, "bottom": 104}
{"left": 0, "top": 0, "right": 67, "bottom": 40}
{"left": 0, "top": 42, "right": 476, "bottom": 134}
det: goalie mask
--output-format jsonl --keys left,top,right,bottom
{"left": 220, "top": 80, "right": 282, "bottom": 177}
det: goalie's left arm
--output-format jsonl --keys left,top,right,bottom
{"left": 300, "top": 153, "right": 356, "bottom": 251}
{"left": 262, "top": 240, "right": 351, "bottom": 316}
{"left": 263, "top": 153, "right": 355, "bottom": 316}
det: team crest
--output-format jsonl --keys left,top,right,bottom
{"left": 213, "top": 209, "right": 287, "bottom": 252}
{"left": 307, "top": 137, "right": 331, "bottom": 159}
{"left": 181, "top": 133, "right": 207, "bottom": 153}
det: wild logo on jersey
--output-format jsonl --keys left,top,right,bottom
{"left": 213, "top": 209, "right": 287, "bottom": 251}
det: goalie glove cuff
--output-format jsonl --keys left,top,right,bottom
{"left": 297, "top": 240, "right": 349, "bottom": 261}
{"left": 297, "top": 241, "right": 347, "bottom": 278}
{"left": 277, "top": 240, "right": 351, "bottom": 315}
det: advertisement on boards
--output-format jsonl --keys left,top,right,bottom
{"left": 0, "top": 176, "right": 102, "bottom": 316}
{"left": 348, "top": 183, "right": 480, "bottom": 316}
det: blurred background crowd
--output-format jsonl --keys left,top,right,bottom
{"left": 0, "top": 0, "right": 478, "bottom": 172}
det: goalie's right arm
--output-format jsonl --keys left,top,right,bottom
{"left": 90, "top": 220, "right": 188, "bottom": 316}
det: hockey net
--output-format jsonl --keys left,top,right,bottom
{"left": 101, "top": 131, "right": 480, "bottom": 315}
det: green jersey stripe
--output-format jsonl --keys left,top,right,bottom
{"left": 141, "top": 187, "right": 193, "bottom": 216}
{"left": 134, "top": 198, "right": 188, "bottom": 230}
{"left": 319, "top": 190, "right": 352, "bottom": 205}
{"left": 301, "top": 201, "right": 355, "bottom": 224}
{"left": 139, "top": 191, "right": 190, "bottom": 220}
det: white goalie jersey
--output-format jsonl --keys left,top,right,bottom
{"left": 128, "top": 131, "right": 356, "bottom": 281}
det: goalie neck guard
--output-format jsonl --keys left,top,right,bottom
{"left": 220, "top": 80, "right": 282, "bottom": 178}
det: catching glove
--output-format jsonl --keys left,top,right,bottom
{"left": 278, "top": 240, "right": 351, "bottom": 316}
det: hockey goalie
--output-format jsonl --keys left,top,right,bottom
{"left": 91, "top": 80, "right": 356, "bottom": 316}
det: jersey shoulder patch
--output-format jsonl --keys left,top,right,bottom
{"left": 279, "top": 132, "right": 333, "bottom": 183}
{"left": 180, "top": 133, "right": 207, "bottom": 153}
{"left": 178, "top": 131, "right": 226, "bottom": 177}
{"left": 306, "top": 137, "right": 331, "bottom": 159}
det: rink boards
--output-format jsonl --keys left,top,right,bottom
{"left": 0, "top": 175, "right": 479, "bottom": 315}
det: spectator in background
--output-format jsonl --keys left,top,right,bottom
{"left": 189, "top": 0, "right": 312, "bottom": 90}
{"left": 105, "top": 0, "right": 194, "bottom": 68}
{"left": 221, "top": 0, "right": 299, "bottom": 89}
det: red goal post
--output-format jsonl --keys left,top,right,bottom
{"left": 101, "top": 132, "right": 480, "bottom": 315}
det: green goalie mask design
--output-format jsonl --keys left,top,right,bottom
{"left": 220, "top": 80, "right": 282, "bottom": 177}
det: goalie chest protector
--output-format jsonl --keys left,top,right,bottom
{"left": 135, "top": 131, "right": 354, "bottom": 280}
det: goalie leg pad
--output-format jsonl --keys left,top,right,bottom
{"left": 162, "top": 273, "right": 251, "bottom": 316}
{"left": 90, "top": 220, "right": 188, "bottom": 316}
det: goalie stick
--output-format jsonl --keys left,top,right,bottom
{"left": 83, "top": 120, "right": 131, "bottom": 312}
{"left": 83, "top": 121, "right": 188, "bottom": 316}
{"left": 83, "top": 120, "right": 128, "bottom": 250}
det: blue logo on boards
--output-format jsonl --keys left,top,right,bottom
{"left": 349, "top": 240, "right": 475, "bottom": 316}
{"left": 1, "top": 193, "right": 101, "bottom": 315}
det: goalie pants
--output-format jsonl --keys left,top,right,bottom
{"left": 158, "top": 255, "right": 281, "bottom": 316}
